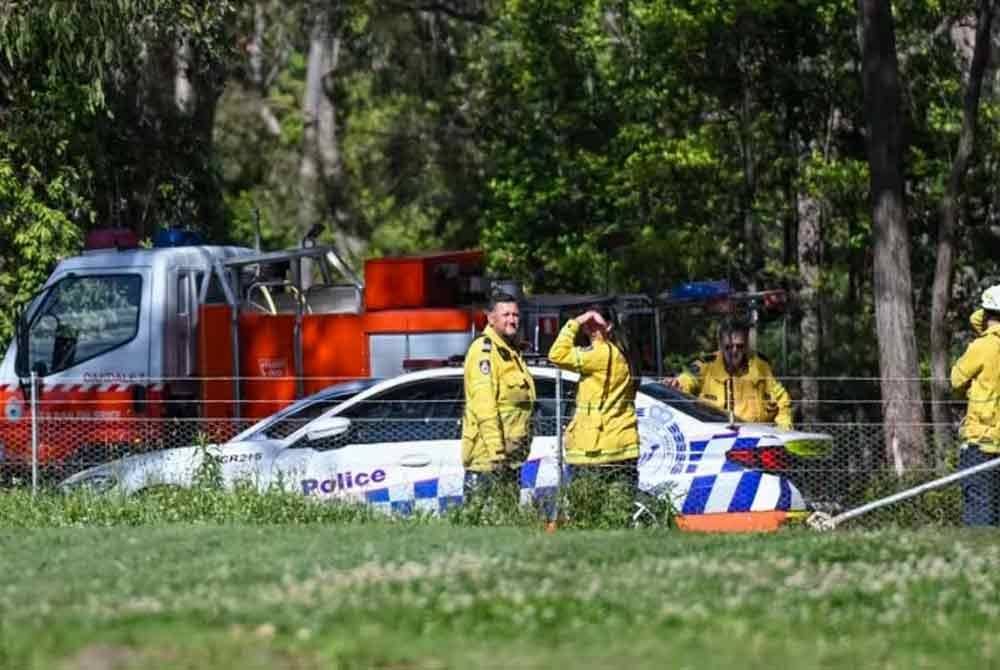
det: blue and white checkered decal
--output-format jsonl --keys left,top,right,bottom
{"left": 358, "top": 457, "right": 557, "bottom": 514}
{"left": 362, "top": 478, "right": 462, "bottom": 514}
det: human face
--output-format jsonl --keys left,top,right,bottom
{"left": 487, "top": 301, "right": 520, "bottom": 343}
{"left": 721, "top": 331, "right": 748, "bottom": 372}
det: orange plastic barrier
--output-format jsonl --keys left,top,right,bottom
{"left": 675, "top": 511, "right": 801, "bottom": 533}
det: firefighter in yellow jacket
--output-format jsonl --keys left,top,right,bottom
{"left": 548, "top": 307, "right": 640, "bottom": 493}
{"left": 667, "top": 319, "right": 793, "bottom": 429}
{"left": 461, "top": 292, "right": 536, "bottom": 497}
{"left": 951, "top": 285, "right": 1000, "bottom": 526}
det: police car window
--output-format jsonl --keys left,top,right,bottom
{"left": 639, "top": 382, "right": 731, "bottom": 422}
{"left": 262, "top": 397, "right": 348, "bottom": 439}
{"left": 26, "top": 274, "right": 142, "bottom": 376}
{"left": 307, "top": 378, "right": 464, "bottom": 448}
{"left": 532, "top": 378, "right": 577, "bottom": 437}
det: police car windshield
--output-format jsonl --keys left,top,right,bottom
{"left": 639, "top": 382, "right": 732, "bottom": 423}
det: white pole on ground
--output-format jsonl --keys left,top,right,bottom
{"left": 808, "top": 454, "right": 1000, "bottom": 530}
{"left": 30, "top": 371, "right": 38, "bottom": 496}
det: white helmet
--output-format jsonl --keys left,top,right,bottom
{"left": 982, "top": 285, "right": 1000, "bottom": 311}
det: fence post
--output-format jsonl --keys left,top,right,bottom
{"left": 553, "top": 368, "right": 563, "bottom": 519}
{"left": 30, "top": 370, "right": 38, "bottom": 496}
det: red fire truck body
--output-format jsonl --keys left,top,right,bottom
{"left": 0, "top": 231, "right": 484, "bottom": 478}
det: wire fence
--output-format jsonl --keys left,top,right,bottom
{"left": 0, "top": 373, "right": 989, "bottom": 530}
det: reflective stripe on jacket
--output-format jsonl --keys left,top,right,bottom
{"left": 676, "top": 352, "right": 792, "bottom": 429}
{"left": 461, "top": 325, "right": 536, "bottom": 471}
{"left": 951, "top": 324, "right": 1000, "bottom": 451}
{"left": 547, "top": 320, "right": 639, "bottom": 465}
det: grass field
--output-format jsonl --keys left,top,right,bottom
{"left": 3, "top": 513, "right": 1000, "bottom": 670}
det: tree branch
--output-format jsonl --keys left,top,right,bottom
{"left": 386, "top": 1, "right": 490, "bottom": 24}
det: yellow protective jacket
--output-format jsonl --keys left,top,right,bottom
{"left": 461, "top": 325, "right": 536, "bottom": 471}
{"left": 547, "top": 320, "right": 639, "bottom": 465}
{"left": 951, "top": 323, "right": 1000, "bottom": 450}
{"left": 676, "top": 352, "right": 793, "bottom": 429}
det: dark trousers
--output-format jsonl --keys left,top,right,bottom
{"left": 960, "top": 445, "right": 1000, "bottom": 527}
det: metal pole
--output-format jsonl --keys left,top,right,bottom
{"left": 653, "top": 306, "right": 663, "bottom": 378}
{"left": 291, "top": 257, "right": 304, "bottom": 399}
{"left": 809, "top": 454, "right": 1000, "bottom": 530}
{"left": 553, "top": 369, "right": 563, "bottom": 522}
{"left": 30, "top": 371, "right": 38, "bottom": 496}
{"left": 212, "top": 260, "right": 242, "bottom": 421}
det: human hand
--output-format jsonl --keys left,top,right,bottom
{"left": 575, "top": 310, "right": 609, "bottom": 331}
{"left": 663, "top": 377, "right": 681, "bottom": 389}
{"left": 971, "top": 308, "right": 986, "bottom": 336}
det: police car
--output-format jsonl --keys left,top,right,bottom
{"left": 60, "top": 367, "right": 833, "bottom": 531}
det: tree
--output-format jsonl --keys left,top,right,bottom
{"left": 858, "top": 0, "right": 926, "bottom": 472}
{"left": 929, "top": 0, "right": 995, "bottom": 449}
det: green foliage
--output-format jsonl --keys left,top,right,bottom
{"left": 851, "top": 469, "right": 963, "bottom": 529}
{"left": 4, "top": 0, "right": 1000, "bottom": 407}
{"left": 0, "top": 485, "right": 380, "bottom": 527}
{"left": 0, "top": 159, "right": 84, "bottom": 343}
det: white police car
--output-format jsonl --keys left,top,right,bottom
{"left": 60, "top": 367, "right": 833, "bottom": 531}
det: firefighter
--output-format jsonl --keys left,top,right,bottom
{"left": 547, "top": 307, "right": 640, "bottom": 496}
{"left": 461, "top": 292, "right": 536, "bottom": 499}
{"left": 666, "top": 318, "right": 793, "bottom": 429}
{"left": 950, "top": 285, "right": 1000, "bottom": 526}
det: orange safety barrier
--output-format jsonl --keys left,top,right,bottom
{"left": 675, "top": 511, "right": 803, "bottom": 533}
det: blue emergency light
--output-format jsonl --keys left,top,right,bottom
{"left": 153, "top": 227, "right": 204, "bottom": 247}
{"left": 669, "top": 280, "right": 730, "bottom": 301}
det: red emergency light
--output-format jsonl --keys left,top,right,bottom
{"left": 724, "top": 445, "right": 790, "bottom": 472}
{"left": 85, "top": 228, "right": 139, "bottom": 251}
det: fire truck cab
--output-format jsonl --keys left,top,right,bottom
{"left": 0, "top": 229, "right": 485, "bottom": 480}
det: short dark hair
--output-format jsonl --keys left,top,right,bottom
{"left": 487, "top": 291, "right": 519, "bottom": 311}
{"left": 718, "top": 317, "right": 751, "bottom": 340}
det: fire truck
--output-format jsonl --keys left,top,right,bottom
{"left": 0, "top": 228, "right": 487, "bottom": 480}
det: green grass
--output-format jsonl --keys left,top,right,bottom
{"left": 2, "top": 508, "right": 1000, "bottom": 669}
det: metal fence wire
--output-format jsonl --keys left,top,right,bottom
{"left": 0, "top": 373, "right": 986, "bottom": 529}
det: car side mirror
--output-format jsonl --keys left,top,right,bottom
{"left": 305, "top": 416, "right": 352, "bottom": 442}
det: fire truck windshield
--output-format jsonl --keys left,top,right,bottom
{"left": 22, "top": 274, "right": 142, "bottom": 376}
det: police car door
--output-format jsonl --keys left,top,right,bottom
{"left": 291, "top": 377, "right": 465, "bottom": 513}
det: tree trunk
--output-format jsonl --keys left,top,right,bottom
{"left": 250, "top": 2, "right": 282, "bottom": 137}
{"left": 858, "top": 0, "right": 926, "bottom": 474}
{"left": 298, "top": 4, "right": 343, "bottom": 287}
{"left": 737, "top": 35, "right": 760, "bottom": 349}
{"left": 797, "top": 191, "right": 822, "bottom": 425}
{"left": 930, "top": 0, "right": 995, "bottom": 456}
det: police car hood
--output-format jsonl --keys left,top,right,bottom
{"left": 59, "top": 444, "right": 223, "bottom": 493}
